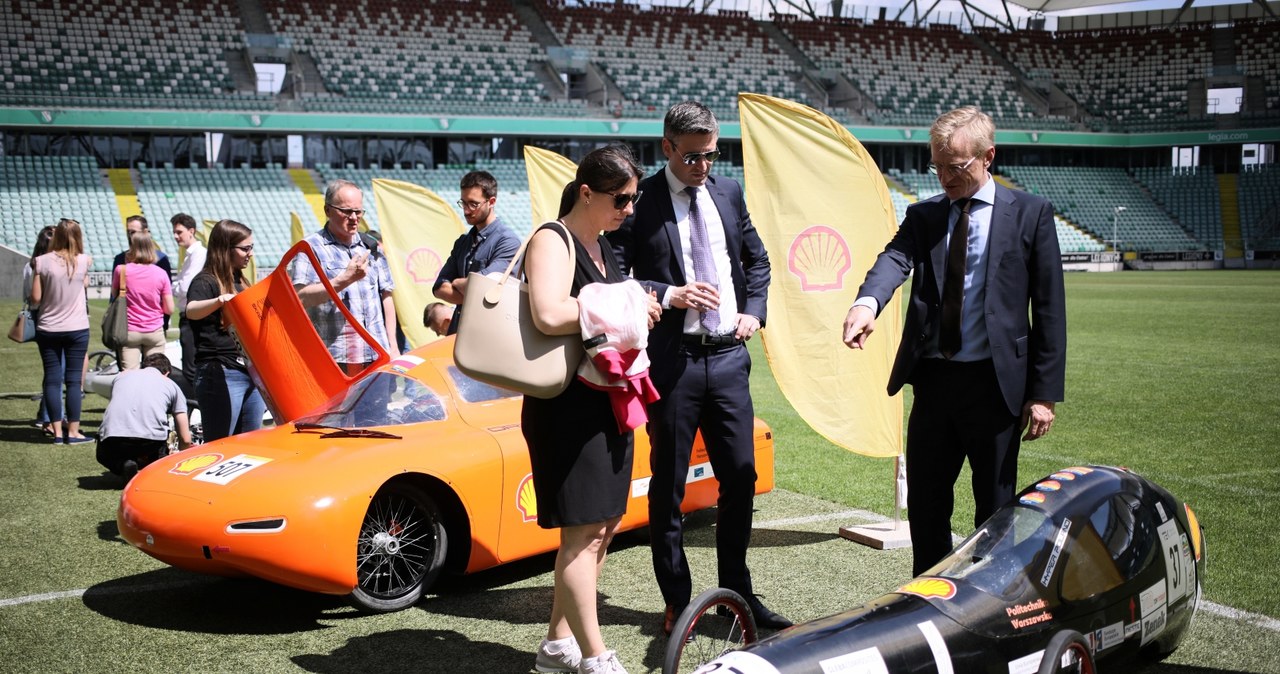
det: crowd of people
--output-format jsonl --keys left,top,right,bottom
{"left": 16, "top": 101, "right": 1065, "bottom": 674}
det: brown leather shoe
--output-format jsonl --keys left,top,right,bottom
{"left": 662, "top": 604, "right": 684, "bottom": 635}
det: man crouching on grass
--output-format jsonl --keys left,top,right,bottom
{"left": 96, "top": 353, "right": 193, "bottom": 483}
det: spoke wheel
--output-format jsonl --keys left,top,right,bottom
{"left": 663, "top": 588, "right": 759, "bottom": 674}
{"left": 1038, "top": 629, "right": 1096, "bottom": 674}
{"left": 348, "top": 482, "right": 447, "bottom": 613}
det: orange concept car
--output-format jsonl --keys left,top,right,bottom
{"left": 117, "top": 241, "right": 775, "bottom": 612}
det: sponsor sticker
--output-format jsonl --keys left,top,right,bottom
{"left": 631, "top": 476, "right": 650, "bottom": 498}
{"left": 1020, "top": 492, "right": 1046, "bottom": 506}
{"left": 1040, "top": 518, "right": 1072, "bottom": 586}
{"left": 388, "top": 355, "right": 424, "bottom": 373}
{"left": 1061, "top": 466, "right": 1093, "bottom": 476}
{"left": 1035, "top": 480, "right": 1062, "bottom": 492}
{"left": 1124, "top": 621, "right": 1142, "bottom": 638}
{"left": 1140, "top": 581, "right": 1168, "bottom": 617}
{"left": 1094, "top": 622, "right": 1124, "bottom": 651}
{"left": 1049, "top": 472, "right": 1076, "bottom": 481}
{"left": 192, "top": 454, "right": 272, "bottom": 485}
{"left": 1007, "top": 650, "right": 1044, "bottom": 674}
{"left": 819, "top": 647, "right": 889, "bottom": 674}
{"left": 170, "top": 452, "right": 224, "bottom": 475}
{"left": 1155, "top": 501, "right": 1168, "bottom": 522}
{"left": 1141, "top": 604, "right": 1168, "bottom": 645}
{"left": 897, "top": 578, "right": 957, "bottom": 600}
{"left": 687, "top": 461, "right": 715, "bottom": 484}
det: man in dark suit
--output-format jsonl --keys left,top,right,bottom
{"left": 842, "top": 106, "right": 1067, "bottom": 577}
{"left": 610, "top": 101, "right": 789, "bottom": 632}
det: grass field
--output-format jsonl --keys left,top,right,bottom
{"left": 1, "top": 270, "right": 1278, "bottom": 673}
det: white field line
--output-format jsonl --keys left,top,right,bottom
{"left": 2, "top": 509, "right": 1276, "bottom": 635}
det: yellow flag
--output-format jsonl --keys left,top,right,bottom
{"left": 371, "top": 178, "right": 465, "bottom": 348}
{"left": 290, "top": 211, "right": 305, "bottom": 245}
{"left": 739, "top": 93, "right": 903, "bottom": 458}
{"left": 524, "top": 145, "right": 578, "bottom": 227}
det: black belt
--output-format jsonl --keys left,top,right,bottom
{"left": 680, "top": 333, "right": 743, "bottom": 351}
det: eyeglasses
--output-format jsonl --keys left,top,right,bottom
{"left": 456, "top": 199, "right": 489, "bottom": 211}
{"left": 601, "top": 190, "right": 642, "bottom": 210}
{"left": 667, "top": 138, "right": 720, "bottom": 165}
{"left": 680, "top": 149, "right": 720, "bottom": 165}
{"left": 928, "top": 156, "right": 979, "bottom": 175}
{"left": 327, "top": 204, "right": 365, "bottom": 219}
{"left": 234, "top": 244, "right": 254, "bottom": 253}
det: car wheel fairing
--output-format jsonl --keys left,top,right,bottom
{"left": 664, "top": 588, "right": 760, "bottom": 674}
{"left": 349, "top": 482, "right": 447, "bottom": 612}
{"left": 1038, "top": 630, "right": 1095, "bottom": 674}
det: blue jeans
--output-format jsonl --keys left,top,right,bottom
{"left": 35, "top": 328, "right": 89, "bottom": 425}
{"left": 195, "top": 361, "right": 265, "bottom": 443}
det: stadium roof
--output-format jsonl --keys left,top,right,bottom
{"left": 1000, "top": 0, "right": 1274, "bottom": 14}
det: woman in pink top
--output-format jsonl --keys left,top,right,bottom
{"left": 31, "top": 218, "right": 93, "bottom": 444}
{"left": 112, "top": 231, "right": 174, "bottom": 371}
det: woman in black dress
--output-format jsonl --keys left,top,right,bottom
{"left": 523, "top": 145, "right": 659, "bottom": 674}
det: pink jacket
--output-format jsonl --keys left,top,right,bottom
{"left": 576, "top": 280, "right": 660, "bottom": 433}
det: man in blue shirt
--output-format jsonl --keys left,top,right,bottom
{"left": 433, "top": 170, "right": 520, "bottom": 335}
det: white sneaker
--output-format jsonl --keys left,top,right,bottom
{"left": 578, "top": 650, "right": 627, "bottom": 674}
{"left": 535, "top": 637, "right": 582, "bottom": 673}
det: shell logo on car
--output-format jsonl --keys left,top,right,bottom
{"left": 169, "top": 453, "right": 224, "bottom": 476}
{"left": 517, "top": 473, "right": 538, "bottom": 522}
{"left": 897, "top": 578, "right": 957, "bottom": 600}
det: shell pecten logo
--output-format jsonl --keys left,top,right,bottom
{"left": 787, "top": 225, "right": 851, "bottom": 292}
{"left": 517, "top": 473, "right": 538, "bottom": 522}
{"left": 170, "top": 453, "right": 224, "bottom": 476}
{"left": 897, "top": 577, "right": 957, "bottom": 600}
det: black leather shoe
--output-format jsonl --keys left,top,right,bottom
{"left": 744, "top": 595, "right": 793, "bottom": 630}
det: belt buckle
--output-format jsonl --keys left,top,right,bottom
{"left": 700, "top": 333, "right": 718, "bottom": 346}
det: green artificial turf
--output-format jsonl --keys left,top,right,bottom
{"left": 1, "top": 270, "right": 1278, "bottom": 673}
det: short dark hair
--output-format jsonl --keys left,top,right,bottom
{"left": 143, "top": 353, "right": 172, "bottom": 375}
{"left": 126, "top": 215, "right": 149, "bottom": 230}
{"left": 460, "top": 171, "right": 498, "bottom": 199}
{"left": 171, "top": 213, "right": 197, "bottom": 230}
{"left": 664, "top": 101, "right": 718, "bottom": 138}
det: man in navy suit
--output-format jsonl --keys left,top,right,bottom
{"left": 843, "top": 106, "right": 1067, "bottom": 577}
{"left": 610, "top": 101, "right": 789, "bottom": 631}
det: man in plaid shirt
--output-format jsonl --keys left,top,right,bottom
{"left": 292, "top": 179, "right": 400, "bottom": 373}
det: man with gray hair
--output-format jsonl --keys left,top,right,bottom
{"left": 292, "top": 179, "right": 400, "bottom": 373}
{"left": 610, "top": 100, "right": 786, "bottom": 633}
{"left": 842, "top": 106, "right": 1067, "bottom": 576}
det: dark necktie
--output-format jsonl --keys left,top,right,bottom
{"left": 685, "top": 186, "right": 720, "bottom": 332}
{"left": 939, "top": 198, "right": 972, "bottom": 360}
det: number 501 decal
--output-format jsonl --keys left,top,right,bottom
{"left": 194, "top": 454, "right": 273, "bottom": 485}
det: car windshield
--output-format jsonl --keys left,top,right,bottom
{"left": 932, "top": 506, "right": 1058, "bottom": 601}
{"left": 294, "top": 371, "right": 446, "bottom": 429}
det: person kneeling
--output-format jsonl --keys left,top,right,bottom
{"left": 96, "top": 353, "right": 193, "bottom": 482}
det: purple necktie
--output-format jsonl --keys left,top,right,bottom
{"left": 940, "top": 197, "right": 972, "bottom": 359}
{"left": 685, "top": 186, "right": 720, "bottom": 332}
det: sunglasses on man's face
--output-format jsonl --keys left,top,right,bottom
{"left": 602, "top": 190, "right": 642, "bottom": 210}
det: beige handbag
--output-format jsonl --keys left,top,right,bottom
{"left": 454, "top": 221, "right": 584, "bottom": 399}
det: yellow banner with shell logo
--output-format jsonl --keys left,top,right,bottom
{"left": 739, "top": 93, "right": 903, "bottom": 458}
{"left": 371, "top": 178, "right": 466, "bottom": 349}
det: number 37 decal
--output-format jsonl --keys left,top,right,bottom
{"left": 194, "top": 454, "right": 274, "bottom": 485}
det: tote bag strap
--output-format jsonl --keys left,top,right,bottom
{"left": 117, "top": 263, "right": 128, "bottom": 298}
{"left": 483, "top": 220, "right": 576, "bottom": 304}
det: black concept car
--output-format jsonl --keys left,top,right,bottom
{"left": 671, "top": 465, "right": 1204, "bottom": 674}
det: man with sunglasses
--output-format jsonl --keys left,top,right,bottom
{"left": 609, "top": 101, "right": 788, "bottom": 633}
{"left": 842, "top": 107, "right": 1066, "bottom": 577}
{"left": 433, "top": 170, "right": 519, "bottom": 335}
{"left": 292, "top": 179, "right": 400, "bottom": 374}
